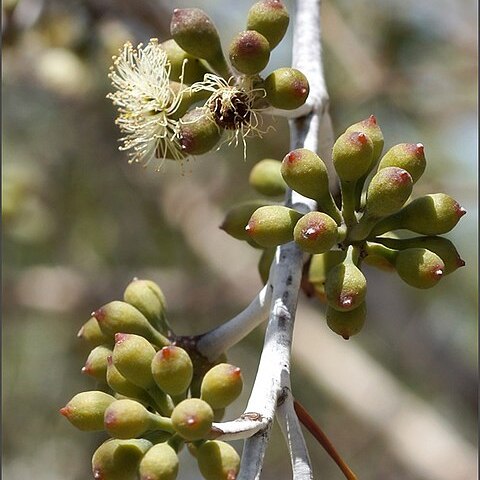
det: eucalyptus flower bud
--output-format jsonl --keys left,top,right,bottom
{"left": 345, "top": 115, "right": 384, "bottom": 164}
{"left": 247, "top": 0, "right": 290, "bottom": 49}
{"left": 104, "top": 399, "right": 174, "bottom": 439}
{"left": 197, "top": 440, "right": 241, "bottom": 480}
{"left": 371, "top": 193, "right": 466, "bottom": 236}
{"left": 161, "top": 39, "right": 210, "bottom": 84}
{"left": 200, "top": 363, "right": 243, "bottom": 409}
{"left": 293, "top": 212, "right": 338, "bottom": 254}
{"left": 281, "top": 148, "right": 341, "bottom": 223}
{"left": 326, "top": 303, "right": 366, "bottom": 340}
{"left": 171, "top": 398, "right": 214, "bottom": 441}
{"left": 394, "top": 248, "right": 445, "bottom": 289}
{"left": 249, "top": 159, "right": 286, "bottom": 197}
{"left": 123, "top": 279, "right": 167, "bottom": 331}
{"left": 325, "top": 248, "right": 367, "bottom": 311}
{"left": 151, "top": 346, "right": 193, "bottom": 396}
{"left": 364, "top": 167, "right": 413, "bottom": 218}
{"left": 332, "top": 131, "right": 374, "bottom": 182}
{"left": 77, "top": 316, "right": 112, "bottom": 347}
{"left": 112, "top": 333, "right": 157, "bottom": 390}
{"left": 179, "top": 108, "right": 223, "bottom": 155}
{"left": 139, "top": 443, "right": 179, "bottom": 480}
{"left": 375, "top": 236, "right": 465, "bottom": 275}
{"left": 220, "top": 200, "right": 271, "bottom": 241}
{"left": 246, "top": 205, "right": 302, "bottom": 247}
{"left": 106, "top": 356, "right": 152, "bottom": 405}
{"left": 229, "top": 30, "right": 270, "bottom": 75}
{"left": 170, "top": 8, "right": 229, "bottom": 77}
{"left": 264, "top": 68, "right": 309, "bottom": 110}
{"left": 92, "top": 438, "right": 152, "bottom": 480}
{"left": 378, "top": 143, "right": 426, "bottom": 184}
{"left": 82, "top": 345, "right": 112, "bottom": 381}
{"left": 60, "top": 391, "right": 115, "bottom": 431}
{"left": 308, "top": 250, "right": 347, "bottom": 301}
{"left": 93, "top": 301, "right": 169, "bottom": 348}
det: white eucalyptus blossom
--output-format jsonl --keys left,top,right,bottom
{"left": 108, "top": 39, "right": 186, "bottom": 167}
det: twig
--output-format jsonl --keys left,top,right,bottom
{"left": 294, "top": 400, "right": 358, "bottom": 480}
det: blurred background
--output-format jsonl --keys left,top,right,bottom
{"left": 2, "top": 0, "right": 477, "bottom": 479}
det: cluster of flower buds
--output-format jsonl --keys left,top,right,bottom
{"left": 61, "top": 278, "right": 244, "bottom": 480}
{"left": 108, "top": 0, "right": 309, "bottom": 168}
{"left": 221, "top": 116, "right": 466, "bottom": 339}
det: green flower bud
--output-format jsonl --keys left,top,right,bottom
{"left": 77, "top": 316, "right": 113, "bottom": 348}
{"left": 371, "top": 193, "right": 466, "bottom": 236}
{"left": 249, "top": 159, "right": 286, "bottom": 197}
{"left": 247, "top": 0, "right": 290, "bottom": 49}
{"left": 293, "top": 212, "right": 338, "bottom": 254}
{"left": 93, "top": 301, "right": 169, "bottom": 348}
{"left": 333, "top": 131, "right": 374, "bottom": 182}
{"left": 258, "top": 247, "right": 276, "bottom": 284}
{"left": 246, "top": 205, "right": 302, "bottom": 247}
{"left": 112, "top": 333, "right": 156, "bottom": 390}
{"left": 104, "top": 399, "right": 174, "bottom": 439}
{"left": 281, "top": 148, "right": 341, "bottom": 223}
{"left": 106, "top": 356, "right": 152, "bottom": 405}
{"left": 92, "top": 438, "right": 152, "bottom": 480}
{"left": 161, "top": 39, "right": 210, "bottom": 84}
{"left": 200, "top": 363, "right": 243, "bottom": 409}
{"left": 220, "top": 200, "right": 271, "bottom": 241}
{"left": 325, "top": 248, "right": 367, "bottom": 311}
{"left": 326, "top": 303, "right": 366, "bottom": 340}
{"left": 197, "top": 440, "right": 241, "bottom": 480}
{"left": 229, "top": 30, "right": 270, "bottom": 75}
{"left": 171, "top": 398, "right": 214, "bottom": 441}
{"left": 264, "top": 68, "right": 309, "bottom": 110}
{"left": 362, "top": 242, "right": 397, "bottom": 272}
{"left": 375, "top": 236, "right": 465, "bottom": 275}
{"left": 394, "top": 248, "right": 445, "bottom": 289}
{"left": 170, "top": 8, "right": 229, "bottom": 77}
{"left": 82, "top": 345, "right": 112, "bottom": 381}
{"left": 139, "top": 443, "right": 179, "bottom": 480}
{"left": 365, "top": 167, "right": 413, "bottom": 218}
{"left": 123, "top": 279, "right": 167, "bottom": 331}
{"left": 60, "top": 391, "right": 115, "bottom": 431}
{"left": 378, "top": 143, "right": 426, "bottom": 184}
{"left": 151, "top": 346, "right": 193, "bottom": 396}
{"left": 179, "top": 108, "right": 222, "bottom": 155}
{"left": 213, "top": 408, "right": 226, "bottom": 422}
{"left": 345, "top": 115, "right": 384, "bottom": 164}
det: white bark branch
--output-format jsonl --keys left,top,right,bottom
{"left": 276, "top": 385, "right": 314, "bottom": 480}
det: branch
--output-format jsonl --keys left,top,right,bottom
{"left": 196, "top": 284, "right": 271, "bottom": 361}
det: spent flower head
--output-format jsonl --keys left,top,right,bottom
{"left": 108, "top": 39, "right": 186, "bottom": 168}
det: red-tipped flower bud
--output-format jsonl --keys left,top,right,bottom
{"left": 247, "top": 0, "right": 290, "bottom": 49}
{"left": 197, "top": 440, "right": 241, "bottom": 480}
{"left": 151, "top": 345, "right": 193, "bottom": 396}
{"left": 378, "top": 143, "right": 426, "bottom": 184}
{"left": 394, "top": 248, "right": 445, "bottom": 289}
{"left": 200, "top": 363, "right": 243, "bottom": 409}
{"left": 264, "top": 68, "right": 309, "bottom": 110}
{"left": 229, "top": 30, "right": 270, "bottom": 75}
{"left": 60, "top": 391, "right": 116, "bottom": 431}
{"left": 332, "top": 131, "right": 374, "bottom": 182}
{"left": 92, "top": 438, "right": 152, "bottom": 480}
{"left": 171, "top": 398, "right": 214, "bottom": 441}
{"left": 82, "top": 345, "right": 112, "bottom": 381}
{"left": 138, "top": 443, "right": 179, "bottom": 480}
{"left": 345, "top": 115, "right": 384, "bottom": 164}
{"left": 246, "top": 205, "right": 302, "bottom": 247}
{"left": 77, "top": 316, "right": 113, "bottom": 347}
{"left": 293, "top": 212, "right": 338, "bottom": 254}
{"left": 326, "top": 303, "right": 366, "bottom": 340}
